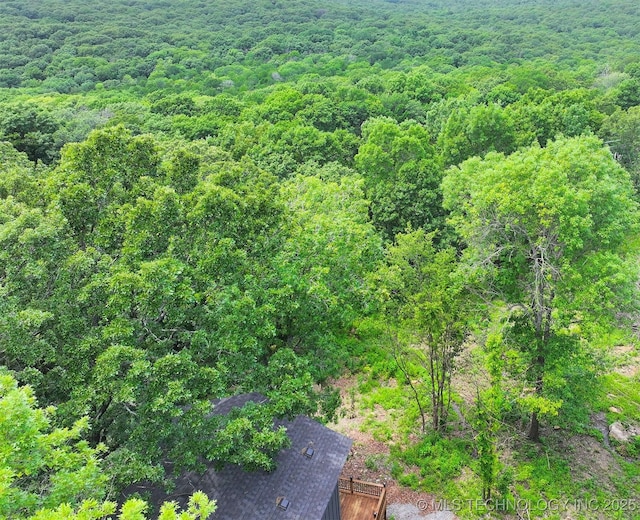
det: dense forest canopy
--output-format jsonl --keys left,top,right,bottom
{"left": 1, "top": 0, "right": 639, "bottom": 518}
{"left": 0, "top": 0, "right": 639, "bottom": 95}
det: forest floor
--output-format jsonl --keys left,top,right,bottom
{"left": 613, "top": 344, "right": 640, "bottom": 378}
{"left": 331, "top": 375, "right": 454, "bottom": 518}
{"left": 328, "top": 341, "right": 640, "bottom": 519}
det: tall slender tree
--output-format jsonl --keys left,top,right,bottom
{"left": 374, "top": 229, "right": 469, "bottom": 433}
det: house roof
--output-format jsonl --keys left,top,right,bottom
{"left": 127, "top": 394, "right": 352, "bottom": 520}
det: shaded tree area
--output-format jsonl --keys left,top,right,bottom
{"left": 0, "top": 104, "right": 60, "bottom": 164}
{"left": 0, "top": 126, "right": 375, "bottom": 493}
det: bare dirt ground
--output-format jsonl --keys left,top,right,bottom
{"left": 329, "top": 375, "right": 440, "bottom": 516}
{"left": 612, "top": 344, "right": 640, "bottom": 377}
{"left": 327, "top": 342, "right": 640, "bottom": 519}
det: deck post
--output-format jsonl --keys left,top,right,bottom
{"left": 349, "top": 476, "right": 353, "bottom": 494}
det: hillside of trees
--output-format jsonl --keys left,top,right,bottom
{"left": 1, "top": 0, "right": 639, "bottom": 518}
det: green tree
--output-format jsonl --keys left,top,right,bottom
{"left": 614, "top": 78, "right": 640, "bottom": 110}
{"left": 0, "top": 374, "right": 216, "bottom": 520}
{"left": 355, "top": 117, "right": 445, "bottom": 240}
{"left": 599, "top": 106, "right": 640, "bottom": 194}
{"left": 443, "top": 135, "right": 639, "bottom": 441}
{"left": 474, "top": 394, "right": 498, "bottom": 502}
{"left": 373, "top": 229, "right": 470, "bottom": 433}
{"left": 0, "top": 374, "right": 106, "bottom": 518}
{"left": 275, "top": 172, "right": 382, "bottom": 377}
{"left": 0, "top": 105, "right": 61, "bottom": 164}
{"left": 52, "top": 125, "right": 161, "bottom": 250}
{"left": 1, "top": 127, "right": 332, "bottom": 487}
{"left": 439, "top": 102, "right": 517, "bottom": 167}
{"left": 507, "top": 88, "right": 604, "bottom": 148}
{"left": 0, "top": 143, "right": 43, "bottom": 204}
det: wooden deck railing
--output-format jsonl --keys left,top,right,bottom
{"left": 338, "top": 477, "right": 387, "bottom": 519}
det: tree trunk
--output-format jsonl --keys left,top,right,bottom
{"left": 390, "top": 331, "right": 427, "bottom": 434}
{"left": 528, "top": 361, "right": 544, "bottom": 442}
{"left": 528, "top": 411, "right": 540, "bottom": 442}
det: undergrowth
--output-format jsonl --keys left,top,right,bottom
{"left": 352, "top": 363, "right": 640, "bottom": 519}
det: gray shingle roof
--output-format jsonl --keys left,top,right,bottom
{"left": 128, "top": 394, "right": 352, "bottom": 520}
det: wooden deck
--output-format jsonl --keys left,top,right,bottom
{"left": 340, "top": 491, "right": 381, "bottom": 519}
{"left": 338, "top": 477, "right": 387, "bottom": 520}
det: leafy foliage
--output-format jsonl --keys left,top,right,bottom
{"left": 1, "top": 126, "right": 347, "bottom": 487}
{"left": 0, "top": 374, "right": 106, "bottom": 518}
{"left": 0, "top": 374, "right": 217, "bottom": 520}
{"left": 356, "top": 118, "right": 446, "bottom": 240}
{"left": 1, "top": 0, "right": 640, "bottom": 516}
{"left": 372, "top": 229, "right": 471, "bottom": 432}
{"left": 443, "top": 135, "right": 640, "bottom": 439}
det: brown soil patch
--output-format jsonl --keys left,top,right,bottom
{"left": 612, "top": 345, "right": 640, "bottom": 377}
{"left": 450, "top": 342, "right": 487, "bottom": 405}
{"left": 557, "top": 434, "right": 621, "bottom": 491}
{"left": 548, "top": 435, "right": 630, "bottom": 510}
{"left": 329, "top": 375, "right": 438, "bottom": 509}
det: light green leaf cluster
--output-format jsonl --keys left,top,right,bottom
{"left": 0, "top": 374, "right": 106, "bottom": 518}
{"left": 276, "top": 171, "right": 382, "bottom": 363}
{"left": 0, "top": 374, "right": 216, "bottom": 520}
{"left": 442, "top": 135, "right": 640, "bottom": 436}
{"left": 26, "top": 491, "right": 216, "bottom": 520}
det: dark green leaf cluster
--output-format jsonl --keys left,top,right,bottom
{"left": 0, "top": 126, "right": 376, "bottom": 487}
